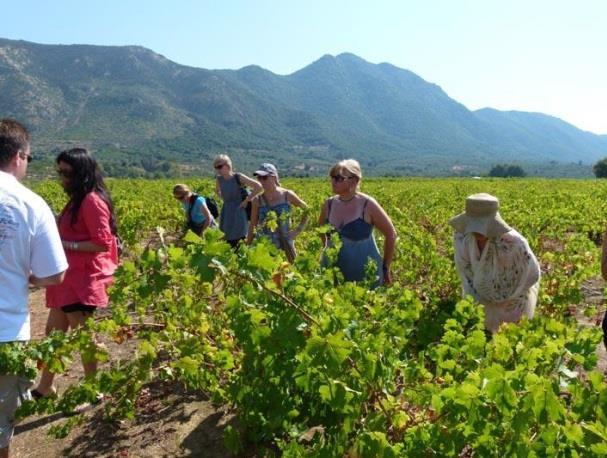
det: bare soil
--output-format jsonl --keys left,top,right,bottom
{"left": 576, "top": 277, "right": 607, "bottom": 373}
{"left": 11, "top": 289, "right": 237, "bottom": 458}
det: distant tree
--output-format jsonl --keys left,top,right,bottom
{"left": 489, "top": 164, "right": 507, "bottom": 177}
{"left": 489, "top": 164, "right": 526, "bottom": 177}
{"left": 593, "top": 158, "right": 607, "bottom": 178}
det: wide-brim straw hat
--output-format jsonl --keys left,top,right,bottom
{"left": 449, "top": 193, "right": 511, "bottom": 238}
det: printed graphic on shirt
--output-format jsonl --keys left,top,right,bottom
{"left": 0, "top": 194, "right": 19, "bottom": 248}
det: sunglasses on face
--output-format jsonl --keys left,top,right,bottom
{"left": 257, "top": 175, "right": 271, "bottom": 181}
{"left": 331, "top": 175, "right": 352, "bottom": 183}
{"left": 19, "top": 153, "right": 33, "bottom": 163}
{"left": 214, "top": 163, "right": 226, "bottom": 170}
{"left": 56, "top": 169, "right": 72, "bottom": 178}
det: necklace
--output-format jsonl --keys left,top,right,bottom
{"left": 338, "top": 194, "right": 356, "bottom": 202}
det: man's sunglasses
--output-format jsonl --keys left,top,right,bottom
{"left": 20, "top": 153, "right": 33, "bottom": 163}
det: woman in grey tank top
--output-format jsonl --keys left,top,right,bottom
{"left": 214, "top": 154, "right": 262, "bottom": 248}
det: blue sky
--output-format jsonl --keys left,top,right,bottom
{"left": 3, "top": 0, "right": 606, "bottom": 133}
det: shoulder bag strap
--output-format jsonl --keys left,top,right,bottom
{"left": 188, "top": 194, "right": 199, "bottom": 222}
{"left": 326, "top": 198, "right": 334, "bottom": 223}
{"left": 361, "top": 198, "right": 370, "bottom": 219}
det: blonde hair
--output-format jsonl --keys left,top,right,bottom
{"left": 329, "top": 159, "right": 362, "bottom": 188}
{"left": 173, "top": 183, "right": 191, "bottom": 196}
{"left": 213, "top": 154, "right": 233, "bottom": 170}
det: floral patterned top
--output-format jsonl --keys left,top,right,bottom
{"left": 453, "top": 229, "right": 540, "bottom": 332}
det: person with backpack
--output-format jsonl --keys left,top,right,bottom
{"left": 173, "top": 184, "right": 216, "bottom": 236}
{"left": 213, "top": 154, "right": 262, "bottom": 248}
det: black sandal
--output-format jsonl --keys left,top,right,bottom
{"left": 30, "top": 388, "right": 45, "bottom": 401}
{"left": 30, "top": 388, "right": 56, "bottom": 401}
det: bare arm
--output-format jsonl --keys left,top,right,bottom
{"left": 246, "top": 197, "right": 260, "bottom": 245}
{"left": 318, "top": 199, "right": 330, "bottom": 246}
{"left": 237, "top": 173, "right": 264, "bottom": 205}
{"left": 200, "top": 200, "right": 213, "bottom": 231}
{"left": 285, "top": 190, "right": 309, "bottom": 239}
{"left": 30, "top": 270, "right": 66, "bottom": 287}
{"left": 368, "top": 198, "right": 397, "bottom": 284}
{"left": 215, "top": 178, "right": 222, "bottom": 199}
{"left": 62, "top": 240, "right": 107, "bottom": 252}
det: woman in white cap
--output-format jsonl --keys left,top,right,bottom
{"left": 450, "top": 193, "right": 540, "bottom": 333}
{"left": 246, "top": 163, "right": 308, "bottom": 261}
{"left": 318, "top": 159, "right": 397, "bottom": 286}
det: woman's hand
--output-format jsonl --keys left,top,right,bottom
{"left": 383, "top": 263, "right": 392, "bottom": 285}
{"left": 495, "top": 298, "right": 515, "bottom": 308}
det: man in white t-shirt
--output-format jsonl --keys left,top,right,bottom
{"left": 0, "top": 119, "right": 67, "bottom": 458}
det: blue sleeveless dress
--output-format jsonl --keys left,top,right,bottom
{"left": 257, "top": 193, "right": 295, "bottom": 256}
{"left": 326, "top": 198, "right": 384, "bottom": 285}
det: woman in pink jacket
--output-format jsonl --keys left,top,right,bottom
{"left": 32, "top": 148, "right": 118, "bottom": 399}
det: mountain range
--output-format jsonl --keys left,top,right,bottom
{"left": 1, "top": 38, "right": 605, "bottom": 177}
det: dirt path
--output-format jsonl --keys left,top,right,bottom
{"left": 578, "top": 278, "right": 607, "bottom": 373}
{"left": 11, "top": 289, "right": 236, "bottom": 458}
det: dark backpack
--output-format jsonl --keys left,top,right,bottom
{"left": 188, "top": 194, "right": 219, "bottom": 235}
{"left": 234, "top": 173, "right": 252, "bottom": 220}
{"left": 204, "top": 195, "right": 220, "bottom": 219}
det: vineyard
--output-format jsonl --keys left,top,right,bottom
{"left": 9, "top": 177, "right": 607, "bottom": 456}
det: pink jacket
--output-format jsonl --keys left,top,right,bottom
{"left": 46, "top": 192, "right": 118, "bottom": 308}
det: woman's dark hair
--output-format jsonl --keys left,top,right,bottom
{"left": 56, "top": 148, "right": 117, "bottom": 234}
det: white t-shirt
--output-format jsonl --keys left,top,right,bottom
{"left": 0, "top": 171, "right": 68, "bottom": 342}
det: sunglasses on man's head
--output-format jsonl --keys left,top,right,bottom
{"left": 331, "top": 175, "right": 351, "bottom": 183}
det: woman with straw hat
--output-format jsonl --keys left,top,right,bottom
{"left": 449, "top": 193, "right": 540, "bottom": 333}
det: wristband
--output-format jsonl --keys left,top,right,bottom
{"left": 71, "top": 241, "right": 78, "bottom": 250}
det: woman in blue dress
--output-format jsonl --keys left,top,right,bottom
{"left": 214, "top": 154, "right": 262, "bottom": 248}
{"left": 173, "top": 184, "right": 215, "bottom": 236}
{"left": 318, "top": 159, "right": 397, "bottom": 285}
{"left": 246, "top": 163, "right": 308, "bottom": 262}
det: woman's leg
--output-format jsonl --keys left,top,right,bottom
{"left": 66, "top": 311, "right": 97, "bottom": 378}
{"left": 35, "top": 308, "right": 69, "bottom": 395}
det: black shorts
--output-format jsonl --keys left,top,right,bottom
{"left": 227, "top": 238, "right": 245, "bottom": 249}
{"left": 61, "top": 303, "right": 97, "bottom": 314}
